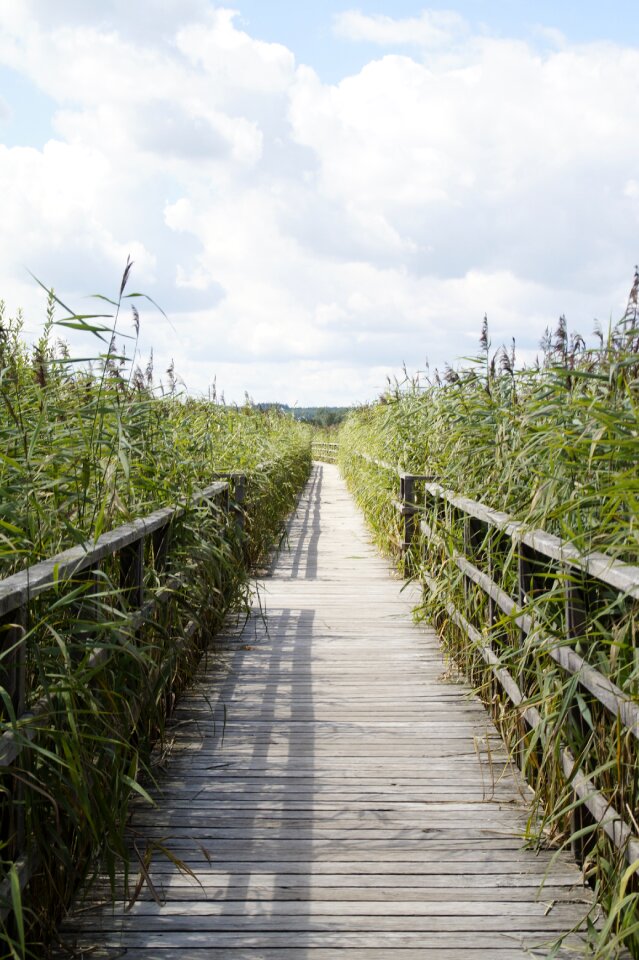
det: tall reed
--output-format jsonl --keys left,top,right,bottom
{"left": 0, "top": 268, "right": 311, "bottom": 958}
{"left": 339, "top": 273, "right": 639, "bottom": 958}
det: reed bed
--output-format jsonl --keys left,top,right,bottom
{"left": 339, "top": 273, "right": 639, "bottom": 958}
{"left": 0, "top": 272, "right": 311, "bottom": 957}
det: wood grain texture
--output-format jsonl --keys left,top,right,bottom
{"left": 58, "top": 464, "right": 597, "bottom": 959}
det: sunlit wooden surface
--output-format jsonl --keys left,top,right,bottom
{"left": 59, "top": 463, "right": 594, "bottom": 959}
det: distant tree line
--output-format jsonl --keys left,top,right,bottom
{"left": 255, "top": 403, "right": 351, "bottom": 426}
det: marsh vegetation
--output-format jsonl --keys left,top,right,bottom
{"left": 339, "top": 272, "right": 639, "bottom": 956}
{"left": 0, "top": 268, "right": 311, "bottom": 957}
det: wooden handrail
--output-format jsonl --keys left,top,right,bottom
{"left": 421, "top": 480, "right": 639, "bottom": 599}
{"left": 311, "top": 441, "right": 339, "bottom": 463}
{"left": 0, "top": 482, "right": 229, "bottom": 619}
{"left": 0, "top": 473, "right": 247, "bottom": 919}
{"left": 347, "top": 448, "right": 639, "bottom": 598}
{"left": 343, "top": 448, "right": 639, "bottom": 870}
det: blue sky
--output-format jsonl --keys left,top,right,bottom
{"left": 5, "top": 1, "right": 639, "bottom": 141}
{"left": 1, "top": 2, "right": 638, "bottom": 404}
{"left": 238, "top": 0, "right": 639, "bottom": 80}
{"left": 0, "top": 64, "right": 54, "bottom": 147}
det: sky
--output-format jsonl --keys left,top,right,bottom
{"left": 1, "top": 2, "right": 638, "bottom": 406}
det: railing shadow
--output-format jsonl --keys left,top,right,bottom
{"left": 90, "top": 466, "right": 325, "bottom": 957}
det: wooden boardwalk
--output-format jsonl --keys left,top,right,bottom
{"left": 60, "top": 464, "right": 594, "bottom": 959}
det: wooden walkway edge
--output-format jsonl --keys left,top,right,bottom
{"left": 59, "top": 463, "right": 595, "bottom": 958}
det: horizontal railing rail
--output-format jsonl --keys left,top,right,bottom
{"left": 346, "top": 448, "right": 639, "bottom": 871}
{"left": 311, "top": 441, "right": 339, "bottom": 464}
{"left": 0, "top": 473, "right": 247, "bottom": 920}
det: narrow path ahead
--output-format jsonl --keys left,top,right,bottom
{"left": 61, "top": 464, "right": 593, "bottom": 958}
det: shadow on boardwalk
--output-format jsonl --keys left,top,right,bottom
{"left": 58, "top": 464, "right": 596, "bottom": 960}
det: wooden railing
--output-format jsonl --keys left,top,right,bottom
{"left": 0, "top": 473, "right": 246, "bottom": 920}
{"left": 311, "top": 441, "right": 339, "bottom": 464}
{"left": 347, "top": 450, "right": 639, "bottom": 872}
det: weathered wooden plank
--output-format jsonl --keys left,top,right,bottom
{"left": 56, "top": 944, "right": 583, "bottom": 960}
{"left": 100, "top": 856, "right": 577, "bottom": 875}
{"left": 74, "top": 898, "right": 591, "bottom": 919}
{"left": 58, "top": 464, "right": 596, "bottom": 958}
{"left": 69, "top": 913, "right": 592, "bottom": 935}
{"left": 135, "top": 802, "right": 529, "bottom": 820}
{"left": 90, "top": 866, "right": 582, "bottom": 887}
{"left": 59, "top": 930, "right": 587, "bottom": 950}
{"left": 86, "top": 880, "right": 585, "bottom": 901}
{"left": 86, "top": 842, "right": 566, "bottom": 862}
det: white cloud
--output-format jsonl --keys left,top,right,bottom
{"left": 288, "top": 39, "right": 639, "bottom": 297}
{"left": 0, "top": 4, "right": 636, "bottom": 404}
{"left": 333, "top": 9, "right": 467, "bottom": 48}
{"left": 0, "top": 140, "right": 156, "bottom": 283}
{"left": 624, "top": 180, "right": 639, "bottom": 198}
{"left": 175, "top": 9, "right": 296, "bottom": 96}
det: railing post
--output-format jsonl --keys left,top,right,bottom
{"left": 152, "top": 523, "right": 171, "bottom": 575}
{"left": 74, "top": 565, "right": 99, "bottom": 655}
{"left": 565, "top": 574, "right": 594, "bottom": 867}
{"left": 1, "top": 606, "right": 27, "bottom": 719}
{"left": 463, "top": 516, "right": 483, "bottom": 613}
{"left": 400, "top": 474, "right": 416, "bottom": 553}
{"left": 487, "top": 532, "right": 498, "bottom": 628}
{"left": 517, "top": 542, "right": 534, "bottom": 641}
{"left": 1, "top": 605, "right": 27, "bottom": 872}
{"left": 233, "top": 474, "right": 246, "bottom": 537}
{"left": 516, "top": 543, "right": 551, "bottom": 786}
{"left": 120, "top": 538, "right": 144, "bottom": 612}
{"left": 515, "top": 542, "right": 535, "bottom": 774}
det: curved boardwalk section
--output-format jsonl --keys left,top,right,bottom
{"left": 60, "top": 464, "right": 594, "bottom": 959}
